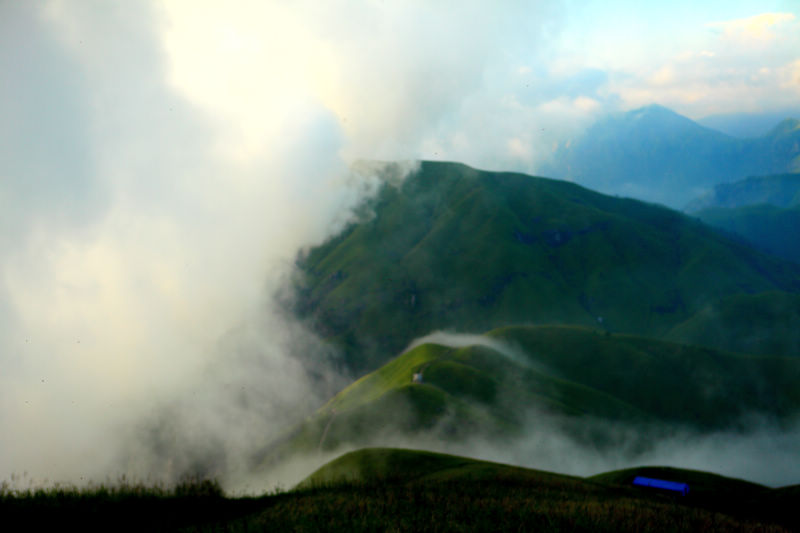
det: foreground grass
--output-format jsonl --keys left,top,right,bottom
{"left": 4, "top": 448, "right": 798, "bottom": 532}
{"left": 0, "top": 477, "right": 266, "bottom": 532}
{"left": 186, "top": 478, "right": 791, "bottom": 532}
{"left": 5, "top": 481, "right": 790, "bottom": 533}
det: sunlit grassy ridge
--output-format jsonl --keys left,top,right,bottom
{"left": 259, "top": 325, "right": 800, "bottom": 465}
{"left": 293, "top": 160, "right": 800, "bottom": 374}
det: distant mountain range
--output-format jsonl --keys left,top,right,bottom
{"left": 291, "top": 161, "right": 800, "bottom": 376}
{"left": 540, "top": 104, "right": 800, "bottom": 208}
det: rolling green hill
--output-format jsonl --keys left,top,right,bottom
{"left": 297, "top": 447, "right": 592, "bottom": 489}
{"left": 291, "top": 160, "right": 800, "bottom": 374}
{"left": 259, "top": 326, "right": 800, "bottom": 464}
{"left": 667, "top": 291, "right": 800, "bottom": 356}
{"left": 278, "top": 448, "right": 799, "bottom": 532}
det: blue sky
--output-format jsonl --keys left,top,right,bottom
{"left": 550, "top": 0, "right": 800, "bottom": 118}
{"left": 0, "top": 0, "right": 799, "bottom": 488}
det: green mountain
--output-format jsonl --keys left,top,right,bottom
{"left": 260, "top": 325, "right": 800, "bottom": 463}
{"left": 693, "top": 205, "right": 800, "bottom": 264}
{"left": 291, "top": 160, "right": 800, "bottom": 375}
{"left": 540, "top": 105, "right": 800, "bottom": 207}
{"left": 668, "top": 291, "right": 800, "bottom": 355}
{"left": 683, "top": 174, "right": 800, "bottom": 264}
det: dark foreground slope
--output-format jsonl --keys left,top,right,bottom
{"left": 262, "top": 448, "right": 798, "bottom": 532}
{"left": 292, "top": 160, "right": 800, "bottom": 374}
{"left": 6, "top": 449, "right": 798, "bottom": 531}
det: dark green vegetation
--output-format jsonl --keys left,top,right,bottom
{"left": 292, "top": 160, "right": 800, "bottom": 375}
{"left": 685, "top": 174, "right": 800, "bottom": 264}
{"left": 669, "top": 291, "right": 800, "bottom": 357}
{"left": 0, "top": 477, "right": 265, "bottom": 532}
{"left": 541, "top": 104, "right": 800, "bottom": 207}
{"left": 215, "top": 449, "right": 800, "bottom": 531}
{"left": 260, "top": 326, "right": 800, "bottom": 461}
{"left": 694, "top": 205, "right": 800, "bottom": 264}
{"left": 9, "top": 449, "right": 798, "bottom": 531}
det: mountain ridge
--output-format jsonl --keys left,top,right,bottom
{"left": 291, "top": 160, "right": 800, "bottom": 374}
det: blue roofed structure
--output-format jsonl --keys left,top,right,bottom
{"left": 632, "top": 476, "right": 690, "bottom": 496}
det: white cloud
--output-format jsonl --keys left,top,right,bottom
{"left": 707, "top": 12, "right": 796, "bottom": 44}
{"left": 603, "top": 11, "right": 800, "bottom": 117}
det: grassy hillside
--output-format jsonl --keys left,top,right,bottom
{"left": 693, "top": 204, "right": 800, "bottom": 264}
{"left": 668, "top": 291, "right": 800, "bottom": 356}
{"left": 259, "top": 326, "right": 800, "bottom": 464}
{"left": 6, "top": 449, "right": 798, "bottom": 531}
{"left": 589, "top": 466, "right": 766, "bottom": 499}
{"left": 292, "top": 160, "right": 800, "bottom": 374}
{"left": 681, "top": 172, "right": 800, "bottom": 265}
{"left": 298, "top": 447, "right": 592, "bottom": 489}
{"left": 279, "top": 448, "right": 797, "bottom": 532}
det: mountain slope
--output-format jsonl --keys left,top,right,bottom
{"left": 291, "top": 160, "right": 800, "bottom": 374}
{"left": 668, "top": 291, "right": 800, "bottom": 355}
{"left": 259, "top": 325, "right": 800, "bottom": 464}
{"left": 255, "top": 448, "right": 800, "bottom": 532}
{"left": 683, "top": 173, "right": 800, "bottom": 264}
{"left": 541, "top": 105, "right": 800, "bottom": 207}
{"left": 693, "top": 205, "right": 800, "bottom": 264}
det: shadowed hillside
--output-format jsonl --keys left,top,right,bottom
{"left": 685, "top": 173, "right": 800, "bottom": 264}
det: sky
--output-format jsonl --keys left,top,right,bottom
{"left": 1, "top": 0, "right": 799, "bottom": 488}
